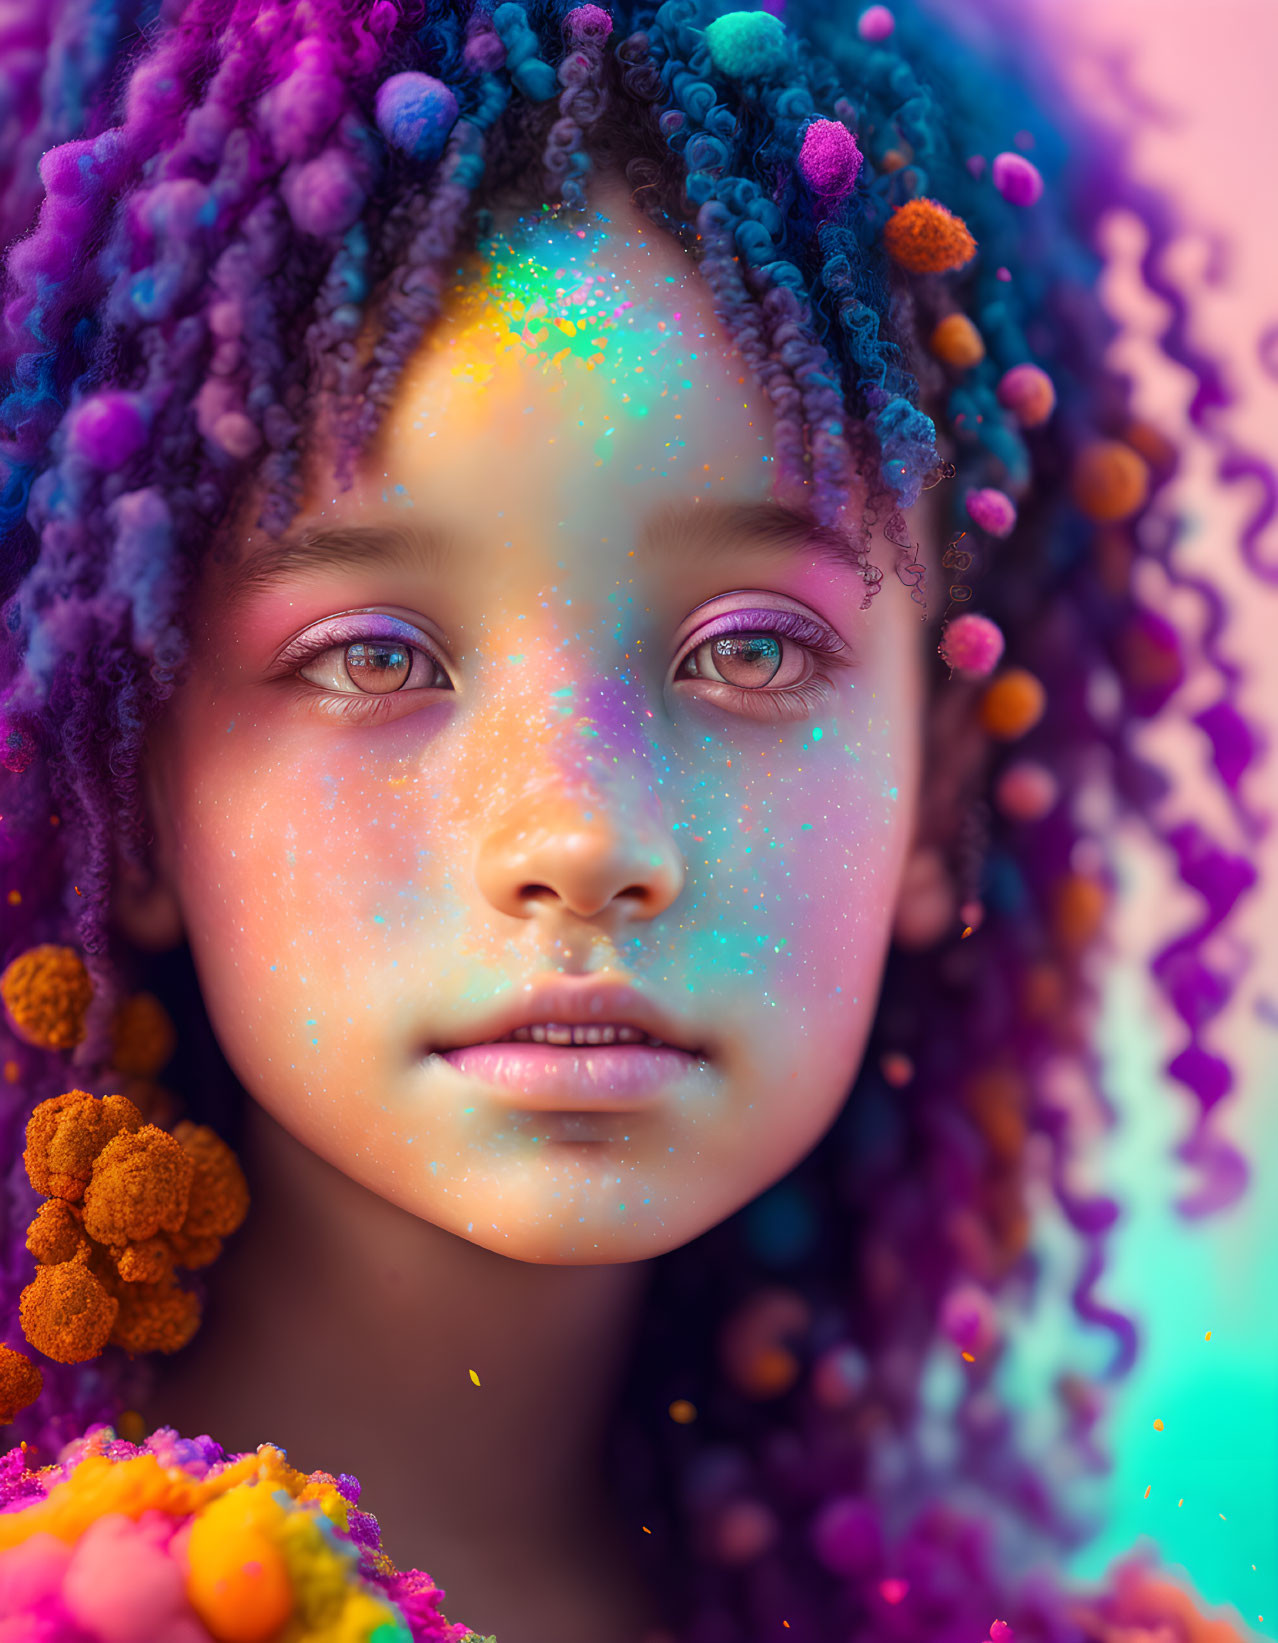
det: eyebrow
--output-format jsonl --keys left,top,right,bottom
{"left": 225, "top": 499, "right": 866, "bottom": 606}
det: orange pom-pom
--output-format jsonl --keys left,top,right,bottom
{"left": 168, "top": 1229, "right": 226, "bottom": 1271}
{"left": 1071, "top": 440, "right": 1150, "bottom": 522}
{"left": 26, "top": 1199, "right": 90, "bottom": 1266}
{"left": 1051, "top": 874, "right": 1110, "bottom": 951}
{"left": 24, "top": 1091, "right": 144, "bottom": 1202}
{"left": 929, "top": 313, "right": 985, "bottom": 369}
{"left": 20, "top": 1258, "right": 119, "bottom": 1364}
{"left": 82, "top": 1124, "right": 194, "bottom": 1246}
{"left": 978, "top": 669, "right": 1046, "bottom": 740}
{"left": 115, "top": 1235, "right": 175, "bottom": 1285}
{"left": 110, "top": 992, "right": 177, "bottom": 1077}
{"left": 174, "top": 1121, "right": 250, "bottom": 1241}
{"left": 883, "top": 198, "right": 977, "bottom": 274}
{"left": 187, "top": 1518, "right": 295, "bottom": 1643}
{"left": 1121, "top": 418, "right": 1177, "bottom": 476}
{"left": 0, "top": 1345, "right": 42, "bottom": 1423}
{"left": 109, "top": 1275, "right": 201, "bottom": 1356}
{"left": 1, "top": 945, "right": 93, "bottom": 1051}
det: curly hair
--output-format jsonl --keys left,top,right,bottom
{"left": 0, "top": 0, "right": 1270, "bottom": 1638}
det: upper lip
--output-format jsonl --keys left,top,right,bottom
{"left": 429, "top": 976, "right": 713, "bottom": 1059}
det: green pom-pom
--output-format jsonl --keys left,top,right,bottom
{"left": 705, "top": 10, "right": 789, "bottom": 77}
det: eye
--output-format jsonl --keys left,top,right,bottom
{"left": 298, "top": 637, "right": 448, "bottom": 696}
{"left": 672, "top": 603, "right": 852, "bottom": 723}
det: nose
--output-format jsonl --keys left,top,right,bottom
{"left": 475, "top": 785, "right": 686, "bottom": 927}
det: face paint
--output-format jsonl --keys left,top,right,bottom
{"left": 147, "top": 177, "right": 929, "bottom": 1263}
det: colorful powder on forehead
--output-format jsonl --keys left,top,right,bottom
{"left": 440, "top": 212, "right": 695, "bottom": 423}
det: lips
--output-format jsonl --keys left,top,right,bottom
{"left": 428, "top": 977, "right": 714, "bottom": 1111}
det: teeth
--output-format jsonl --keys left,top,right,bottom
{"left": 504, "top": 1023, "right": 668, "bottom": 1047}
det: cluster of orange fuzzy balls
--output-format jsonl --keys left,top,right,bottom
{"left": 0, "top": 945, "right": 249, "bottom": 1427}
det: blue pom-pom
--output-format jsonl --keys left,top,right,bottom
{"left": 704, "top": 10, "right": 789, "bottom": 78}
{"left": 375, "top": 72, "right": 459, "bottom": 165}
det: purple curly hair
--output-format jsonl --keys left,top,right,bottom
{"left": 0, "top": 0, "right": 1271, "bottom": 1637}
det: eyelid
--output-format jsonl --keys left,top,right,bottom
{"left": 269, "top": 610, "right": 446, "bottom": 676}
{"left": 671, "top": 596, "right": 853, "bottom": 674}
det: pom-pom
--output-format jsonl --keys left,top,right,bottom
{"left": 979, "top": 669, "right": 1046, "bottom": 740}
{"left": 990, "top": 1624, "right": 1015, "bottom": 1643}
{"left": 940, "top": 1283, "right": 999, "bottom": 1357}
{"left": 174, "top": 1121, "right": 251, "bottom": 1241}
{"left": 991, "top": 151, "right": 1043, "bottom": 206}
{"left": 883, "top": 198, "right": 976, "bottom": 274}
{"left": 879, "top": 1050, "right": 913, "bottom": 1088}
{"left": 929, "top": 313, "right": 985, "bottom": 369}
{"left": 188, "top": 1496, "right": 295, "bottom": 1640}
{"left": 719, "top": 1289, "right": 811, "bottom": 1399}
{"left": 857, "top": 4, "right": 895, "bottom": 39}
{"left": 0, "top": 1346, "right": 42, "bottom": 1424}
{"left": 711, "top": 1500, "right": 778, "bottom": 1565}
{"left": 27, "top": 1199, "right": 91, "bottom": 1265}
{"left": 996, "top": 362, "right": 1055, "bottom": 427}
{"left": 20, "top": 1258, "right": 119, "bottom": 1363}
{"left": 25, "top": 1092, "right": 144, "bottom": 1202}
{"left": 374, "top": 71, "right": 459, "bottom": 166}
{"left": 965, "top": 487, "right": 1018, "bottom": 538}
{"left": 1072, "top": 439, "right": 1150, "bottom": 522}
{"left": 2, "top": 946, "right": 94, "bottom": 1052}
{"left": 111, "top": 1275, "right": 202, "bottom": 1355}
{"left": 994, "top": 760, "right": 1059, "bottom": 822}
{"left": 563, "top": 3, "right": 613, "bottom": 41}
{"left": 280, "top": 148, "right": 365, "bottom": 238}
{"left": 66, "top": 393, "right": 148, "bottom": 471}
{"left": 82, "top": 1125, "right": 194, "bottom": 1246}
{"left": 110, "top": 992, "right": 177, "bottom": 1078}
{"left": 705, "top": 10, "right": 789, "bottom": 78}
{"left": 1051, "top": 873, "right": 1109, "bottom": 951}
{"left": 798, "top": 119, "right": 863, "bottom": 201}
{"left": 939, "top": 613, "right": 1005, "bottom": 678}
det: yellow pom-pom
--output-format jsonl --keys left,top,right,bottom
{"left": 1071, "top": 439, "right": 1150, "bottom": 522}
{"left": 1, "top": 945, "right": 93, "bottom": 1051}
{"left": 883, "top": 198, "right": 977, "bottom": 274}
{"left": 20, "top": 1258, "right": 118, "bottom": 1364}
{"left": 979, "top": 669, "right": 1046, "bottom": 740}
{"left": 0, "top": 1345, "right": 42, "bottom": 1423}
{"left": 187, "top": 1502, "right": 295, "bottom": 1643}
{"left": 929, "top": 313, "right": 985, "bottom": 369}
{"left": 110, "top": 992, "right": 177, "bottom": 1077}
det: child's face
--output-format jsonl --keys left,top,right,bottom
{"left": 141, "top": 183, "right": 930, "bottom": 1263}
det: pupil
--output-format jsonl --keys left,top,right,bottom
{"left": 344, "top": 641, "right": 412, "bottom": 694}
{"left": 712, "top": 634, "right": 781, "bottom": 688}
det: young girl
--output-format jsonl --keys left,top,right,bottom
{"left": 0, "top": 0, "right": 1269, "bottom": 1640}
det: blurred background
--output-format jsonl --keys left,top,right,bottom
{"left": 988, "top": 0, "right": 1278, "bottom": 1632}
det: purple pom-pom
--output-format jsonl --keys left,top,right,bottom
{"left": 67, "top": 392, "right": 148, "bottom": 471}
{"left": 965, "top": 487, "right": 1018, "bottom": 538}
{"left": 281, "top": 148, "right": 365, "bottom": 237}
{"left": 798, "top": 120, "right": 863, "bottom": 201}
{"left": 991, "top": 151, "right": 1044, "bottom": 207}
{"left": 939, "top": 613, "right": 1005, "bottom": 678}
{"left": 563, "top": 4, "right": 613, "bottom": 41}
{"left": 374, "top": 71, "right": 459, "bottom": 165}
{"left": 856, "top": 5, "right": 894, "bottom": 40}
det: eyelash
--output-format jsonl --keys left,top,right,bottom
{"left": 277, "top": 606, "right": 852, "bottom": 724}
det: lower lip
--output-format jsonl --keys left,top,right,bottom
{"left": 438, "top": 1042, "right": 701, "bottom": 1105}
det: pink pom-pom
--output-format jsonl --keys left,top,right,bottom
{"left": 996, "top": 363, "right": 1056, "bottom": 428}
{"left": 940, "top": 1283, "right": 998, "bottom": 1357}
{"left": 990, "top": 1623, "right": 1015, "bottom": 1643}
{"left": 965, "top": 487, "right": 1018, "bottom": 538}
{"left": 281, "top": 148, "right": 365, "bottom": 237}
{"left": 67, "top": 392, "right": 148, "bottom": 471}
{"left": 857, "top": 4, "right": 895, "bottom": 39}
{"left": 563, "top": 4, "right": 613, "bottom": 40}
{"left": 992, "top": 150, "right": 1043, "bottom": 206}
{"left": 995, "top": 760, "right": 1058, "bottom": 822}
{"left": 63, "top": 1513, "right": 188, "bottom": 1643}
{"left": 0, "top": 1532, "right": 73, "bottom": 1608}
{"left": 879, "top": 1050, "right": 913, "bottom": 1088}
{"left": 995, "top": 266, "right": 1012, "bottom": 281}
{"left": 712, "top": 1500, "right": 778, "bottom": 1565}
{"left": 810, "top": 1496, "right": 881, "bottom": 1576}
{"left": 939, "top": 613, "right": 1005, "bottom": 678}
{"left": 210, "top": 412, "right": 261, "bottom": 461}
{"left": 965, "top": 153, "right": 987, "bottom": 180}
{"left": 798, "top": 119, "right": 863, "bottom": 200}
